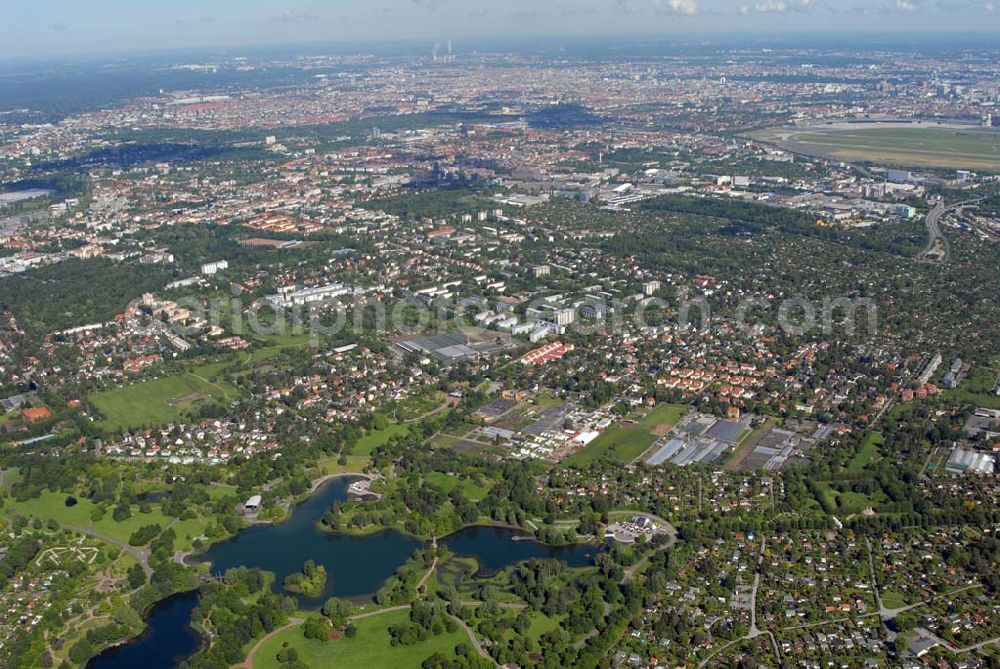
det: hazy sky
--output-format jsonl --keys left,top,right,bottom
{"left": 2, "top": 0, "right": 999, "bottom": 59}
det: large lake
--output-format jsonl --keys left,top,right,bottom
{"left": 87, "top": 590, "right": 200, "bottom": 669}
{"left": 89, "top": 475, "right": 599, "bottom": 668}
{"left": 200, "top": 475, "right": 596, "bottom": 603}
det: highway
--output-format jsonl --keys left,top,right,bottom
{"left": 921, "top": 200, "right": 949, "bottom": 263}
{"left": 920, "top": 196, "right": 985, "bottom": 264}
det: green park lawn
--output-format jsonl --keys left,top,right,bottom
{"left": 880, "top": 591, "right": 909, "bottom": 610}
{"left": 89, "top": 372, "right": 239, "bottom": 431}
{"left": 353, "top": 424, "right": 412, "bottom": 456}
{"left": 316, "top": 455, "right": 373, "bottom": 478}
{"left": 0, "top": 490, "right": 192, "bottom": 546}
{"left": 254, "top": 333, "right": 318, "bottom": 348}
{"left": 504, "top": 611, "right": 561, "bottom": 643}
{"left": 240, "top": 333, "right": 334, "bottom": 364}
{"left": 943, "top": 361, "right": 1000, "bottom": 410}
{"left": 813, "top": 482, "right": 886, "bottom": 515}
{"left": 846, "top": 433, "right": 884, "bottom": 475}
{"left": 0, "top": 467, "right": 19, "bottom": 493}
{"left": 396, "top": 391, "right": 447, "bottom": 421}
{"left": 425, "top": 472, "right": 492, "bottom": 502}
{"left": 252, "top": 609, "right": 466, "bottom": 669}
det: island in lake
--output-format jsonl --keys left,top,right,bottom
{"left": 283, "top": 559, "right": 328, "bottom": 598}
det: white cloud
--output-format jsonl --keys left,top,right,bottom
{"left": 655, "top": 0, "right": 699, "bottom": 14}
{"left": 739, "top": 0, "right": 818, "bottom": 14}
{"left": 270, "top": 11, "right": 320, "bottom": 23}
{"left": 736, "top": 0, "right": 834, "bottom": 16}
{"left": 896, "top": 0, "right": 917, "bottom": 9}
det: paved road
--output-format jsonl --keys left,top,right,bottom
{"left": 416, "top": 557, "right": 438, "bottom": 593}
{"left": 448, "top": 613, "right": 498, "bottom": 666}
{"left": 697, "top": 537, "right": 773, "bottom": 668}
{"left": 349, "top": 605, "right": 412, "bottom": 622}
{"left": 402, "top": 399, "right": 452, "bottom": 424}
{"left": 343, "top": 604, "right": 498, "bottom": 666}
{"left": 920, "top": 196, "right": 986, "bottom": 263}
{"left": 620, "top": 522, "right": 678, "bottom": 585}
{"left": 864, "top": 537, "right": 888, "bottom": 617}
{"left": 235, "top": 618, "right": 303, "bottom": 669}
{"left": 573, "top": 521, "right": 678, "bottom": 651}
{"left": 66, "top": 525, "right": 153, "bottom": 578}
{"left": 747, "top": 573, "right": 762, "bottom": 636}
{"left": 915, "top": 627, "right": 1000, "bottom": 655}
{"left": 879, "top": 583, "right": 982, "bottom": 620}
{"left": 921, "top": 201, "right": 949, "bottom": 262}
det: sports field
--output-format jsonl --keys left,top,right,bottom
{"left": 753, "top": 125, "right": 1000, "bottom": 170}
{"left": 565, "top": 426, "right": 657, "bottom": 466}
{"left": 638, "top": 404, "right": 688, "bottom": 430}
{"left": 564, "top": 404, "right": 687, "bottom": 466}
{"left": 89, "top": 372, "right": 239, "bottom": 431}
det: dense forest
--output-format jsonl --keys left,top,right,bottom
{"left": 0, "top": 259, "right": 176, "bottom": 334}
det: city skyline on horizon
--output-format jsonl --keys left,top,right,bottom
{"left": 2, "top": 0, "right": 1000, "bottom": 60}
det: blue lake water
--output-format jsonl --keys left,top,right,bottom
{"left": 90, "top": 474, "right": 599, "bottom": 668}
{"left": 87, "top": 590, "right": 200, "bottom": 669}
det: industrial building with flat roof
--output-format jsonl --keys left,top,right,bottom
{"left": 396, "top": 332, "right": 512, "bottom": 365}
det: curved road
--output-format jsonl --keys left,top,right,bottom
{"left": 236, "top": 618, "right": 303, "bottom": 669}
{"left": 65, "top": 525, "right": 153, "bottom": 578}
{"left": 232, "top": 605, "right": 498, "bottom": 669}
{"left": 921, "top": 196, "right": 985, "bottom": 263}
{"left": 921, "top": 201, "right": 950, "bottom": 262}
{"left": 573, "top": 521, "right": 678, "bottom": 651}
{"left": 620, "top": 522, "right": 678, "bottom": 585}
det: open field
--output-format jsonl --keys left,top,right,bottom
{"left": 752, "top": 124, "right": 1000, "bottom": 170}
{"left": 564, "top": 426, "right": 657, "bottom": 466}
{"left": 424, "top": 472, "right": 492, "bottom": 502}
{"left": 880, "top": 591, "right": 909, "bottom": 610}
{"left": 252, "top": 609, "right": 465, "bottom": 669}
{"left": 353, "top": 424, "right": 412, "bottom": 456}
{"left": 89, "top": 372, "right": 239, "bottom": 431}
{"left": 0, "top": 467, "right": 20, "bottom": 492}
{"left": 846, "top": 433, "right": 884, "bottom": 475}
{"left": 637, "top": 404, "right": 688, "bottom": 430}
{"left": 315, "top": 455, "right": 373, "bottom": 477}
{"left": 565, "top": 404, "right": 688, "bottom": 466}
{"left": 498, "top": 610, "right": 562, "bottom": 644}
{"left": 944, "top": 360, "right": 1000, "bottom": 410}
{"left": 0, "top": 490, "right": 206, "bottom": 548}
{"left": 812, "top": 481, "right": 887, "bottom": 515}
{"left": 396, "top": 391, "right": 447, "bottom": 421}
